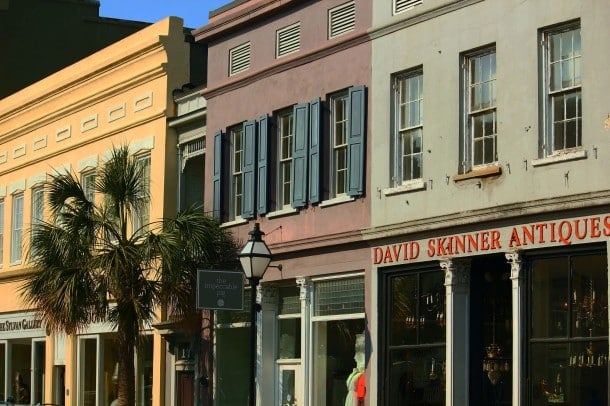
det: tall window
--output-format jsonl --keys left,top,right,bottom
{"left": 528, "top": 251, "right": 607, "bottom": 405}
{"left": 81, "top": 171, "right": 96, "bottom": 203}
{"left": 277, "top": 110, "right": 294, "bottom": 208}
{"left": 0, "top": 200, "right": 4, "bottom": 266}
{"left": 392, "top": 70, "right": 423, "bottom": 186}
{"left": 330, "top": 92, "right": 348, "bottom": 197}
{"left": 11, "top": 193, "right": 23, "bottom": 264}
{"left": 230, "top": 125, "right": 244, "bottom": 220}
{"left": 31, "top": 187, "right": 44, "bottom": 241}
{"left": 543, "top": 24, "right": 581, "bottom": 154}
{"left": 464, "top": 48, "right": 497, "bottom": 171}
{"left": 133, "top": 155, "right": 150, "bottom": 234}
{"left": 382, "top": 268, "right": 446, "bottom": 405}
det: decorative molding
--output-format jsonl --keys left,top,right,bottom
{"left": 52, "top": 164, "right": 71, "bottom": 176}
{"left": 0, "top": 186, "right": 6, "bottom": 197}
{"left": 506, "top": 251, "right": 523, "bottom": 281}
{"left": 28, "top": 173, "right": 47, "bottom": 188}
{"left": 55, "top": 125, "right": 71, "bottom": 142}
{"left": 32, "top": 135, "right": 48, "bottom": 151}
{"left": 133, "top": 92, "right": 153, "bottom": 112}
{"left": 260, "top": 286, "right": 279, "bottom": 307}
{"left": 78, "top": 156, "right": 98, "bottom": 172}
{"left": 130, "top": 136, "right": 155, "bottom": 154}
{"left": 80, "top": 114, "right": 99, "bottom": 133}
{"left": 107, "top": 103, "right": 126, "bottom": 123}
{"left": 441, "top": 258, "right": 470, "bottom": 288}
{"left": 8, "top": 179, "right": 26, "bottom": 195}
{"left": 296, "top": 277, "right": 311, "bottom": 302}
{"left": 0, "top": 152, "right": 6, "bottom": 164}
{"left": 12, "top": 144, "right": 26, "bottom": 159}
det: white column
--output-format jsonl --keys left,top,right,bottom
{"left": 506, "top": 251, "right": 523, "bottom": 406}
{"left": 441, "top": 258, "right": 470, "bottom": 406}
{"left": 259, "top": 285, "right": 278, "bottom": 406}
{"left": 296, "top": 277, "right": 311, "bottom": 406}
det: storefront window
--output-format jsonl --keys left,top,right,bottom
{"left": 312, "top": 276, "right": 365, "bottom": 406}
{"left": 529, "top": 252, "right": 608, "bottom": 405}
{"left": 137, "top": 336, "right": 153, "bottom": 406}
{"left": 80, "top": 338, "right": 97, "bottom": 406}
{"left": 383, "top": 268, "right": 445, "bottom": 406}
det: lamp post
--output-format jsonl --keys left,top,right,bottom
{"left": 238, "top": 223, "right": 271, "bottom": 406}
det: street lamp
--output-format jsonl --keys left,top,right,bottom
{"left": 238, "top": 223, "right": 271, "bottom": 406}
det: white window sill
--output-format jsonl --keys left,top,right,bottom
{"left": 10, "top": 261, "right": 22, "bottom": 267}
{"left": 266, "top": 207, "right": 298, "bottom": 219}
{"left": 319, "top": 195, "right": 354, "bottom": 208}
{"left": 220, "top": 217, "right": 248, "bottom": 228}
{"left": 383, "top": 179, "right": 426, "bottom": 196}
{"left": 532, "top": 148, "right": 587, "bottom": 167}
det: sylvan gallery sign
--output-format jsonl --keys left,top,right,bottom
{"left": 373, "top": 214, "right": 610, "bottom": 265}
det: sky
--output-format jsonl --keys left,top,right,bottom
{"left": 99, "top": 0, "right": 230, "bottom": 29}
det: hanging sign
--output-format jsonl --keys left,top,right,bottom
{"left": 197, "top": 270, "right": 244, "bottom": 310}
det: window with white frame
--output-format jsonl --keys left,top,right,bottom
{"left": 11, "top": 193, "right": 23, "bottom": 264}
{"left": 543, "top": 23, "right": 581, "bottom": 155}
{"left": 330, "top": 91, "right": 349, "bottom": 197}
{"left": 276, "top": 23, "right": 300, "bottom": 58}
{"left": 230, "top": 125, "right": 244, "bottom": 220}
{"left": 393, "top": 0, "right": 423, "bottom": 14}
{"left": 328, "top": 1, "right": 355, "bottom": 39}
{"left": 392, "top": 69, "right": 423, "bottom": 186}
{"left": 229, "top": 42, "right": 251, "bottom": 76}
{"left": 31, "top": 186, "right": 44, "bottom": 237}
{"left": 277, "top": 110, "right": 294, "bottom": 208}
{"left": 81, "top": 171, "right": 96, "bottom": 203}
{"left": 0, "top": 200, "right": 4, "bottom": 266}
{"left": 463, "top": 47, "right": 497, "bottom": 171}
{"left": 133, "top": 154, "right": 151, "bottom": 235}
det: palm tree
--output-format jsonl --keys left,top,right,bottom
{"left": 21, "top": 145, "right": 238, "bottom": 405}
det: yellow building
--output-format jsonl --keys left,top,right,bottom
{"left": 0, "top": 17, "right": 198, "bottom": 406}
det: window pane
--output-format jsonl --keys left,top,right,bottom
{"left": 419, "top": 272, "right": 446, "bottom": 344}
{"left": 278, "top": 318, "right": 301, "bottom": 359}
{"left": 550, "top": 62, "right": 561, "bottom": 91}
{"left": 531, "top": 257, "right": 569, "bottom": 338}
{"left": 388, "top": 347, "right": 446, "bottom": 406}
{"left": 216, "top": 327, "right": 250, "bottom": 404}
{"left": 314, "top": 277, "right": 364, "bottom": 317}
{"left": 390, "top": 274, "right": 418, "bottom": 345}
{"left": 571, "top": 254, "right": 608, "bottom": 337}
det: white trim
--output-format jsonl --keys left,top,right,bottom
{"left": 384, "top": 179, "right": 426, "bottom": 196}
{"left": 311, "top": 271, "right": 364, "bottom": 282}
{"left": 319, "top": 194, "right": 354, "bottom": 207}
{"left": 531, "top": 148, "right": 586, "bottom": 167}
{"left": 78, "top": 156, "right": 99, "bottom": 172}
{"left": 229, "top": 42, "right": 251, "bottom": 76}
{"left": 328, "top": 1, "right": 355, "bottom": 39}
{"left": 28, "top": 173, "right": 46, "bottom": 188}
{"left": 266, "top": 206, "right": 298, "bottom": 219}
{"left": 276, "top": 22, "right": 301, "bottom": 58}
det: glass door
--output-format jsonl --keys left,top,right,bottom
{"left": 278, "top": 363, "right": 301, "bottom": 406}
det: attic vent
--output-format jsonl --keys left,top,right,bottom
{"left": 229, "top": 42, "right": 251, "bottom": 76}
{"left": 276, "top": 23, "right": 301, "bottom": 58}
{"left": 394, "top": 0, "right": 423, "bottom": 14}
{"left": 328, "top": 1, "right": 355, "bottom": 39}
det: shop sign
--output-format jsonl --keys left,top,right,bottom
{"left": 197, "top": 270, "right": 244, "bottom": 310}
{"left": 373, "top": 214, "right": 610, "bottom": 265}
{"left": 0, "top": 318, "right": 43, "bottom": 332}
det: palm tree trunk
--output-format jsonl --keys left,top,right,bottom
{"left": 117, "top": 320, "right": 136, "bottom": 405}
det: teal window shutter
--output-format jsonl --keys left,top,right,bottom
{"left": 309, "top": 98, "right": 321, "bottom": 204}
{"left": 291, "top": 102, "right": 309, "bottom": 208}
{"left": 212, "top": 130, "right": 223, "bottom": 220}
{"left": 257, "top": 115, "right": 269, "bottom": 215}
{"left": 347, "top": 85, "right": 366, "bottom": 197}
{"left": 242, "top": 120, "right": 256, "bottom": 219}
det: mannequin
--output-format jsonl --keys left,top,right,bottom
{"left": 345, "top": 334, "right": 366, "bottom": 406}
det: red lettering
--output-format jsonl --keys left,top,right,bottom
{"left": 383, "top": 247, "right": 393, "bottom": 263}
{"left": 481, "top": 232, "right": 490, "bottom": 251}
{"left": 467, "top": 234, "right": 478, "bottom": 252}
{"left": 550, "top": 222, "right": 557, "bottom": 242}
{"left": 427, "top": 239, "right": 436, "bottom": 257}
{"left": 490, "top": 230, "right": 501, "bottom": 249}
{"left": 454, "top": 235, "right": 465, "bottom": 254}
{"left": 574, "top": 219, "right": 588, "bottom": 240}
{"left": 604, "top": 216, "right": 610, "bottom": 237}
{"left": 409, "top": 242, "right": 420, "bottom": 260}
{"left": 522, "top": 225, "right": 535, "bottom": 245}
{"left": 436, "top": 238, "right": 448, "bottom": 256}
{"left": 558, "top": 221, "right": 573, "bottom": 245}
{"left": 509, "top": 228, "right": 521, "bottom": 248}
{"left": 534, "top": 223, "right": 547, "bottom": 243}
{"left": 392, "top": 244, "right": 402, "bottom": 262}
{"left": 373, "top": 247, "right": 383, "bottom": 264}
{"left": 591, "top": 217, "right": 601, "bottom": 238}
{"left": 447, "top": 236, "right": 454, "bottom": 255}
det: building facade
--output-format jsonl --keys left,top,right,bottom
{"left": 193, "top": 0, "right": 373, "bottom": 405}
{"left": 0, "top": 17, "right": 200, "bottom": 406}
{"left": 368, "top": 0, "right": 610, "bottom": 405}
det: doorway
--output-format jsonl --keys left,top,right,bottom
{"left": 469, "top": 254, "right": 512, "bottom": 406}
{"left": 177, "top": 371, "right": 194, "bottom": 406}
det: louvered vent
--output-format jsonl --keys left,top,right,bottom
{"left": 394, "top": 0, "right": 423, "bottom": 14}
{"left": 229, "top": 42, "right": 251, "bottom": 76}
{"left": 328, "top": 1, "right": 355, "bottom": 39}
{"left": 277, "top": 23, "right": 301, "bottom": 58}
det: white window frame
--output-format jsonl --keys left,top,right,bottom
{"left": 229, "top": 125, "right": 244, "bottom": 221}
{"left": 393, "top": 0, "right": 423, "bottom": 15}
{"left": 542, "top": 23, "right": 582, "bottom": 156}
{"left": 330, "top": 92, "right": 349, "bottom": 198}
{"left": 276, "top": 22, "right": 301, "bottom": 58}
{"left": 31, "top": 186, "right": 44, "bottom": 248}
{"left": 229, "top": 42, "right": 251, "bottom": 76}
{"left": 277, "top": 110, "right": 294, "bottom": 208}
{"left": 392, "top": 69, "right": 423, "bottom": 187}
{"left": 0, "top": 200, "right": 4, "bottom": 267}
{"left": 11, "top": 193, "right": 24, "bottom": 265}
{"left": 133, "top": 154, "right": 151, "bottom": 235}
{"left": 463, "top": 47, "right": 497, "bottom": 171}
{"left": 81, "top": 171, "right": 96, "bottom": 203}
{"left": 328, "top": 1, "right": 355, "bottom": 39}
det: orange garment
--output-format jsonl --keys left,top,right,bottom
{"left": 356, "top": 373, "right": 366, "bottom": 399}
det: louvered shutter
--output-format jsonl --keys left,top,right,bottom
{"left": 291, "top": 103, "right": 309, "bottom": 208}
{"left": 257, "top": 115, "right": 269, "bottom": 215}
{"left": 394, "top": 0, "right": 423, "bottom": 14}
{"left": 328, "top": 2, "right": 355, "bottom": 38}
{"left": 241, "top": 120, "right": 256, "bottom": 219}
{"left": 277, "top": 23, "right": 301, "bottom": 57}
{"left": 309, "top": 98, "right": 321, "bottom": 204}
{"left": 347, "top": 86, "right": 366, "bottom": 197}
{"left": 212, "top": 130, "right": 223, "bottom": 220}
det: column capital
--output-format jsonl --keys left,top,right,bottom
{"left": 260, "top": 285, "right": 279, "bottom": 309}
{"left": 505, "top": 251, "right": 523, "bottom": 281}
{"left": 441, "top": 258, "right": 471, "bottom": 288}
{"left": 296, "top": 276, "right": 311, "bottom": 301}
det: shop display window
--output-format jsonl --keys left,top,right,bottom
{"left": 382, "top": 268, "right": 445, "bottom": 406}
{"left": 529, "top": 252, "right": 608, "bottom": 405}
{"left": 311, "top": 276, "right": 365, "bottom": 406}
{"left": 137, "top": 336, "right": 153, "bottom": 406}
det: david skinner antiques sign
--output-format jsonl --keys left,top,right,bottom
{"left": 197, "top": 270, "right": 244, "bottom": 310}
